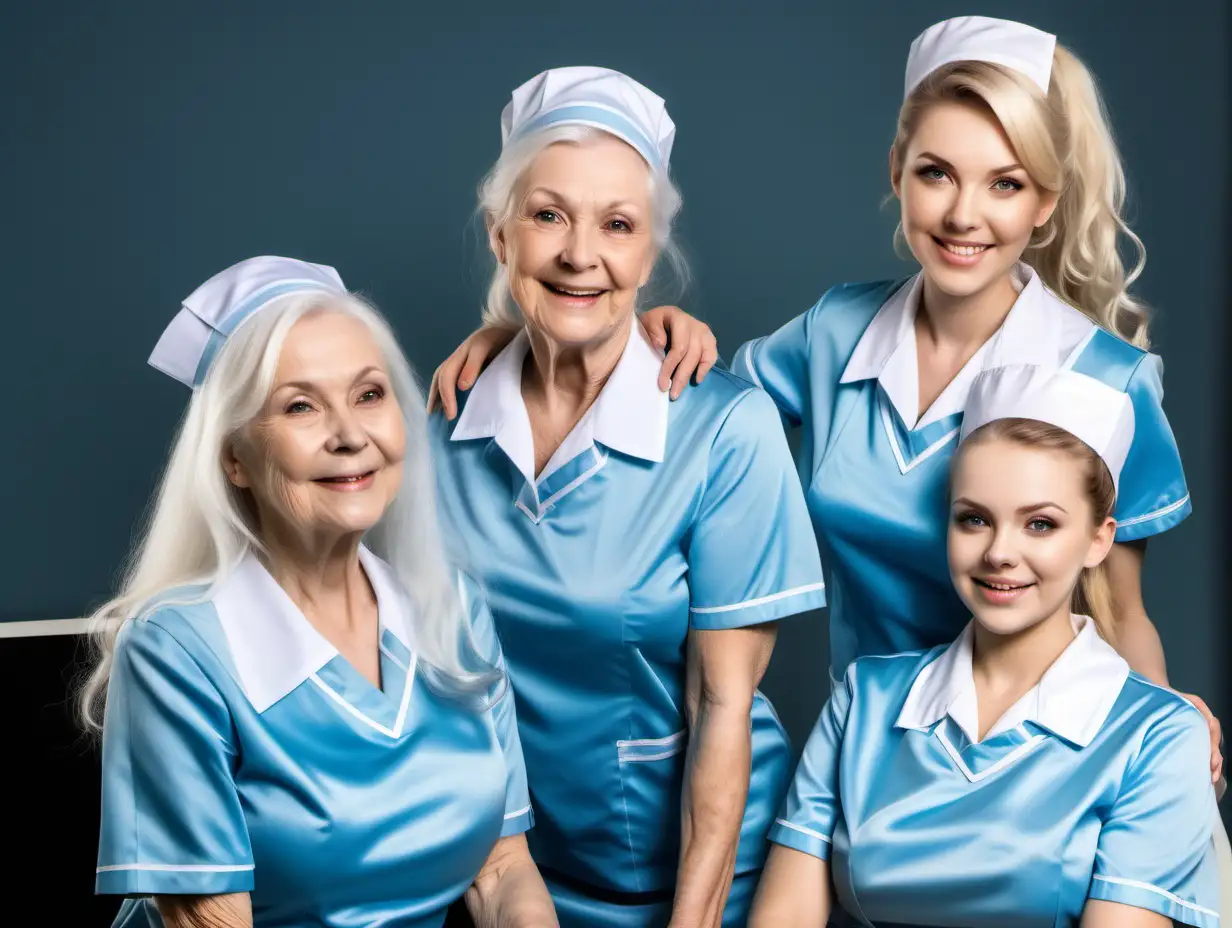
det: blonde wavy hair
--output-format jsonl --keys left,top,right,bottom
{"left": 890, "top": 47, "right": 1149, "bottom": 347}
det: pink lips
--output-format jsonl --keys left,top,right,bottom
{"left": 973, "top": 577, "right": 1034, "bottom": 606}
{"left": 314, "top": 472, "right": 375, "bottom": 492}
{"left": 933, "top": 235, "right": 993, "bottom": 268}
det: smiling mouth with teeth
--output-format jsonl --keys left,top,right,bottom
{"left": 974, "top": 578, "right": 1034, "bottom": 591}
{"left": 543, "top": 281, "right": 606, "bottom": 297}
{"left": 935, "top": 236, "right": 993, "bottom": 256}
{"left": 314, "top": 471, "right": 375, "bottom": 484}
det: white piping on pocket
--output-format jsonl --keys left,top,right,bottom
{"left": 618, "top": 729, "right": 687, "bottom": 763}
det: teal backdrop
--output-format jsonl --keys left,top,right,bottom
{"left": 0, "top": 0, "right": 1226, "bottom": 916}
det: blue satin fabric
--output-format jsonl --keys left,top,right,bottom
{"left": 731, "top": 275, "right": 1191, "bottom": 678}
{"left": 772, "top": 648, "right": 1220, "bottom": 927}
{"left": 429, "top": 329, "right": 826, "bottom": 925}
{"left": 96, "top": 558, "right": 532, "bottom": 928}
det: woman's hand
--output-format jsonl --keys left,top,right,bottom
{"left": 640, "top": 306, "right": 720, "bottom": 399}
{"left": 1179, "top": 691, "right": 1224, "bottom": 791}
{"left": 427, "top": 325, "right": 521, "bottom": 420}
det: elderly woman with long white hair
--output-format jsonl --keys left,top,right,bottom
{"left": 427, "top": 68, "right": 826, "bottom": 927}
{"left": 84, "top": 256, "right": 556, "bottom": 928}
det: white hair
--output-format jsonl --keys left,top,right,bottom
{"left": 478, "top": 124, "right": 689, "bottom": 328}
{"left": 79, "top": 291, "right": 500, "bottom": 730}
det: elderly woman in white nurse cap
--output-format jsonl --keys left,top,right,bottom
{"left": 427, "top": 67, "right": 825, "bottom": 928}
{"left": 83, "top": 256, "right": 556, "bottom": 928}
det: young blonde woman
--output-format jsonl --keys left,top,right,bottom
{"left": 429, "top": 16, "right": 1224, "bottom": 785}
{"left": 749, "top": 364, "right": 1219, "bottom": 927}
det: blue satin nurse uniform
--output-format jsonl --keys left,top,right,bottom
{"left": 771, "top": 615, "right": 1220, "bottom": 926}
{"left": 429, "top": 320, "right": 826, "bottom": 927}
{"left": 732, "top": 263, "right": 1191, "bottom": 682}
{"left": 96, "top": 547, "right": 532, "bottom": 928}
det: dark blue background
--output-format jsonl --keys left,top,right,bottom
{"left": 1, "top": 0, "right": 1226, "bottom": 914}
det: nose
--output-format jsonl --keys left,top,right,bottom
{"left": 559, "top": 223, "right": 599, "bottom": 271}
{"left": 943, "top": 185, "right": 980, "bottom": 235}
{"left": 984, "top": 525, "right": 1020, "bottom": 570}
{"left": 324, "top": 406, "right": 369, "bottom": 455}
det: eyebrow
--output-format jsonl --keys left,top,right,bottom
{"left": 524, "top": 186, "right": 641, "bottom": 214}
{"left": 952, "top": 496, "right": 1067, "bottom": 514}
{"left": 272, "top": 366, "right": 385, "bottom": 394}
{"left": 915, "top": 151, "right": 1026, "bottom": 177}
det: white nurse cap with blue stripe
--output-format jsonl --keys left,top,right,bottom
{"left": 960, "top": 364, "right": 1135, "bottom": 492}
{"left": 149, "top": 256, "right": 346, "bottom": 389}
{"left": 905, "top": 16, "right": 1057, "bottom": 98}
{"left": 500, "top": 66, "right": 676, "bottom": 172}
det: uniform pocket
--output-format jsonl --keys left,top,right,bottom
{"left": 615, "top": 729, "right": 687, "bottom": 890}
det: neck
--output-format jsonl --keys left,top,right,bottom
{"left": 257, "top": 521, "right": 371, "bottom": 633}
{"left": 521, "top": 316, "right": 632, "bottom": 417}
{"left": 917, "top": 267, "right": 1022, "bottom": 352}
{"left": 970, "top": 602, "right": 1077, "bottom": 699}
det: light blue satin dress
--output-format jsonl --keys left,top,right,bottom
{"left": 96, "top": 547, "right": 532, "bottom": 928}
{"left": 429, "top": 320, "right": 826, "bottom": 927}
{"left": 771, "top": 615, "right": 1220, "bottom": 926}
{"left": 731, "top": 264, "right": 1191, "bottom": 682}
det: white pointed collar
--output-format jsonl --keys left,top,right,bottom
{"left": 450, "top": 316, "right": 669, "bottom": 482}
{"left": 895, "top": 614, "right": 1130, "bottom": 747}
{"left": 840, "top": 264, "right": 1073, "bottom": 430}
{"left": 212, "top": 545, "right": 411, "bottom": 713}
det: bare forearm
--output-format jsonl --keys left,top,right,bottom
{"left": 672, "top": 702, "right": 752, "bottom": 928}
{"left": 1112, "top": 609, "right": 1168, "bottom": 686}
{"left": 466, "top": 836, "right": 557, "bottom": 928}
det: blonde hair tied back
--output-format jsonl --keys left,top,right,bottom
{"left": 891, "top": 46, "right": 1150, "bottom": 348}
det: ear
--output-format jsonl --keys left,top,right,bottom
{"left": 889, "top": 146, "right": 903, "bottom": 200}
{"left": 1083, "top": 516, "right": 1117, "bottom": 569}
{"left": 487, "top": 219, "right": 507, "bottom": 266}
{"left": 222, "top": 438, "right": 252, "bottom": 490}
{"left": 1034, "top": 189, "right": 1060, "bottom": 228}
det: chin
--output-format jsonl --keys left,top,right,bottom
{"left": 969, "top": 608, "right": 1047, "bottom": 638}
{"left": 531, "top": 305, "right": 627, "bottom": 346}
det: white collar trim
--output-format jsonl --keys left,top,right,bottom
{"left": 212, "top": 545, "right": 412, "bottom": 713}
{"left": 895, "top": 614, "right": 1129, "bottom": 747}
{"left": 450, "top": 316, "right": 669, "bottom": 483}
{"left": 840, "top": 264, "right": 1071, "bottom": 430}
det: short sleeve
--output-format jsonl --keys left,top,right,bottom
{"left": 768, "top": 665, "right": 854, "bottom": 860}
{"left": 1087, "top": 702, "right": 1219, "bottom": 926}
{"left": 459, "top": 572, "right": 533, "bottom": 837}
{"left": 96, "top": 617, "right": 254, "bottom": 895}
{"left": 730, "top": 300, "right": 820, "bottom": 429}
{"left": 686, "top": 387, "right": 826, "bottom": 629}
{"left": 1113, "top": 353, "right": 1192, "bottom": 542}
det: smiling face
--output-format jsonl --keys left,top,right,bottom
{"left": 493, "top": 133, "right": 658, "bottom": 348}
{"left": 948, "top": 434, "right": 1115, "bottom": 637}
{"left": 224, "top": 310, "right": 406, "bottom": 543}
{"left": 894, "top": 100, "right": 1057, "bottom": 300}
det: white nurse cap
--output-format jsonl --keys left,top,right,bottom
{"left": 904, "top": 15, "right": 1057, "bottom": 98}
{"left": 149, "top": 255, "right": 346, "bottom": 389}
{"left": 500, "top": 66, "right": 676, "bottom": 172}
{"left": 960, "top": 364, "right": 1135, "bottom": 491}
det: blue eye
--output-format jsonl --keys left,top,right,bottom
{"left": 1027, "top": 518, "right": 1055, "bottom": 533}
{"left": 286, "top": 400, "right": 313, "bottom": 414}
{"left": 536, "top": 210, "right": 561, "bottom": 224}
{"left": 956, "top": 511, "right": 987, "bottom": 528}
{"left": 917, "top": 166, "right": 949, "bottom": 183}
